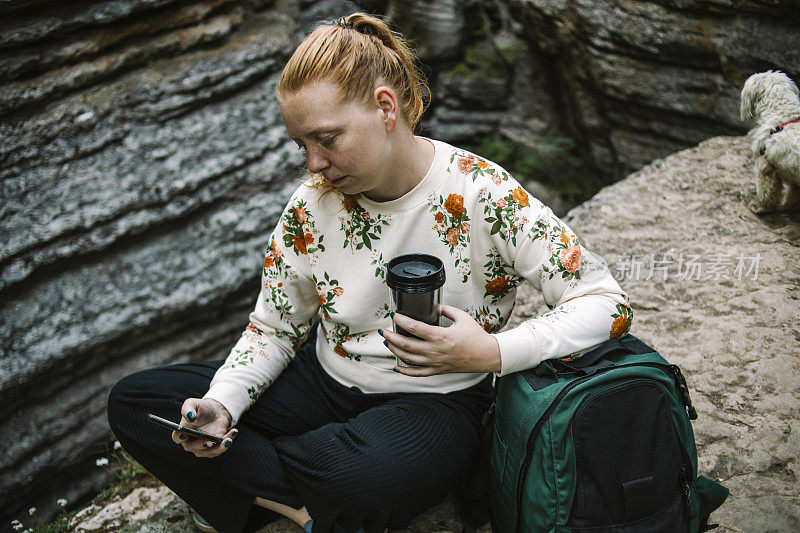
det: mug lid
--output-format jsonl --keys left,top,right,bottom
{"left": 386, "top": 254, "right": 445, "bottom": 292}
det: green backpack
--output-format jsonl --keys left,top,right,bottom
{"left": 486, "top": 334, "right": 728, "bottom": 532}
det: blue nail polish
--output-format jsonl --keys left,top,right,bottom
{"left": 232, "top": 429, "right": 238, "bottom": 436}
{"left": 224, "top": 440, "right": 231, "bottom": 448}
{"left": 392, "top": 368, "right": 400, "bottom": 373}
{"left": 383, "top": 340, "right": 388, "bottom": 347}
{"left": 187, "top": 411, "right": 195, "bottom": 421}
{"left": 378, "top": 329, "right": 383, "bottom": 336}
{"left": 390, "top": 311, "right": 395, "bottom": 317}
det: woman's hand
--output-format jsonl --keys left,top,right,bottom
{"left": 171, "top": 398, "right": 238, "bottom": 458}
{"left": 382, "top": 304, "right": 502, "bottom": 376}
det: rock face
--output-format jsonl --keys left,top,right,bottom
{"left": 508, "top": 135, "right": 800, "bottom": 532}
{"left": 511, "top": 0, "right": 800, "bottom": 179}
{"left": 0, "top": 0, "right": 361, "bottom": 525}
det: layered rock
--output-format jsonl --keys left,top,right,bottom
{"left": 511, "top": 0, "right": 800, "bottom": 178}
{"left": 0, "top": 0, "right": 360, "bottom": 525}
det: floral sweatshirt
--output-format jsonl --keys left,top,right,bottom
{"left": 204, "top": 138, "right": 633, "bottom": 424}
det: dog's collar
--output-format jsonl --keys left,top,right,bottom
{"left": 759, "top": 116, "right": 800, "bottom": 155}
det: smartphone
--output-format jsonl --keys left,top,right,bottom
{"left": 146, "top": 413, "right": 224, "bottom": 444}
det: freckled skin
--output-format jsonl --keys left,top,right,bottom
{"left": 277, "top": 79, "right": 432, "bottom": 202}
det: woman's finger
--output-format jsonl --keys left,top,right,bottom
{"left": 380, "top": 328, "right": 428, "bottom": 354}
{"left": 218, "top": 427, "right": 239, "bottom": 453}
{"left": 171, "top": 430, "right": 189, "bottom": 445}
{"left": 438, "top": 304, "right": 469, "bottom": 323}
{"left": 384, "top": 338, "right": 427, "bottom": 367}
{"left": 390, "top": 312, "right": 440, "bottom": 340}
{"left": 393, "top": 363, "right": 439, "bottom": 377}
{"left": 187, "top": 426, "right": 239, "bottom": 457}
{"left": 180, "top": 398, "right": 201, "bottom": 426}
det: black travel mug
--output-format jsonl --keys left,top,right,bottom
{"left": 386, "top": 254, "right": 446, "bottom": 368}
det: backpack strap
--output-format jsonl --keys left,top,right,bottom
{"left": 567, "top": 334, "right": 654, "bottom": 368}
{"left": 530, "top": 334, "right": 655, "bottom": 387}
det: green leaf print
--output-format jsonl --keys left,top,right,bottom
{"left": 231, "top": 349, "right": 255, "bottom": 368}
{"left": 314, "top": 272, "right": 343, "bottom": 319}
{"left": 483, "top": 248, "right": 524, "bottom": 304}
{"left": 321, "top": 322, "right": 368, "bottom": 362}
{"left": 282, "top": 199, "right": 325, "bottom": 256}
{"left": 371, "top": 251, "right": 387, "bottom": 280}
{"left": 449, "top": 152, "right": 508, "bottom": 184}
{"left": 340, "top": 203, "right": 389, "bottom": 252}
{"left": 533, "top": 214, "right": 583, "bottom": 282}
{"left": 481, "top": 186, "right": 531, "bottom": 247}
{"left": 429, "top": 192, "right": 471, "bottom": 283}
{"left": 274, "top": 319, "right": 315, "bottom": 351}
{"left": 466, "top": 305, "right": 506, "bottom": 333}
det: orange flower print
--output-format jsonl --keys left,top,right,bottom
{"left": 485, "top": 277, "right": 511, "bottom": 296}
{"left": 491, "top": 173, "right": 502, "bottom": 185}
{"left": 512, "top": 187, "right": 529, "bottom": 207}
{"left": 334, "top": 344, "right": 348, "bottom": 357}
{"left": 304, "top": 232, "right": 314, "bottom": 244}
{"left": 560, "top": 232, "right": 570, "bottom": 243}
{"left": 263, "top": 255, "right": 274, "bottom": 269}
{"left": 482, "top": 322, "right": 492, "bottom": 332}
{"left": 457, "top": 156, "right": 475, "bottom": 173}
{"left": 461, "top": 221, "right": 470, "bottom": 233}
{"left": 446, "top": 227, "right": 459, "bottom": 246}
{"left": 435, "top": 212, "right": 444, "bottom": 224}
{"left": 497, "top": 199, "right": 507, "bottom": 209}
{"left": 319, "top": 294, "right": 326, "bottom": 305}
{"left": 270, "top": 240, "right": 282, "bottom": 259}
{"left": 333, "top": 286, "right": 344, "bottom": 296}
{"left": 361, "top": 211, "right": 371, "bottom": 223}
{"left": 444, "top": 193, "right": 464, "bottom": 219}
{"left": 476, "top": 160, "right": 489, "bottom": 169}
{"left": 292, "top": 235, "right": 308, "bottom": 254}
{"left": 294, "top": 207, "right": 307, "bottom": 223}
{"left": 560, "top": 245, "right": 581, "bottom": 273}
{"left": 609, "top": 314, "right": 629, "bottom": 339}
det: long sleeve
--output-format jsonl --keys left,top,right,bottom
{"left": 485, "top": 185, "right": 633, "bottom": 376}
{"left": 203, "top": 197, "right": 321, "bottom": 424}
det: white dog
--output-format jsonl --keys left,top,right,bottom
{"left": 739, "top": 70, "right": 800, "bottom": 214}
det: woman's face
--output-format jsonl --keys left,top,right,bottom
{"left": 278, "top": 79, "right": 395, "bottom": 200}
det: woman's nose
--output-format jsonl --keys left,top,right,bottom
{"left": 306, "top": 148, "right": 330, "bottom": 174}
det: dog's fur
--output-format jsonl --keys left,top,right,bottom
{"left": 739, "top": 70, "right": 800, "bottom": 214}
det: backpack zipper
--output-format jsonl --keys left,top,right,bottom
{"left": 514, "top": 361, "right": 697, "bottom": 533}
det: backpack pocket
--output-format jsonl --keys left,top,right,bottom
{"left": 566, "top": 379, "right": 689, "bottom": 532}
{"left": 490, "top": 426, "right": 510, "bottom": 485}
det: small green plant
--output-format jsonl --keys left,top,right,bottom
{"left": 475, "top": 134, "right": 596, "bottom": 205}
{"left": 10, "top": 500, "right": 77, "bottom": 533}
{"left": 9, "top": 441, "right": 156, "bottom": 533}
{"left": 90, "top": 441, "right": 156, "bottom": 507}
{"left": 30, "top": 508, "right": 80, "bottom": 533}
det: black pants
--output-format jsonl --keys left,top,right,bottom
{"left": 107, "top": 341, "right": 493, "bottom": 533}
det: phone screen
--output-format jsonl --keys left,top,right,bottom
{"left": 146, "top": 413, "right": 224, "bottom": 444}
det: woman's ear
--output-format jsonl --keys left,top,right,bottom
{"left": 374, "top": 85, "right": 398, "bottom": 132}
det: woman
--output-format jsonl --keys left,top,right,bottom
{"left": 107, "top": 12, "right": 632, "bottom": 533}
